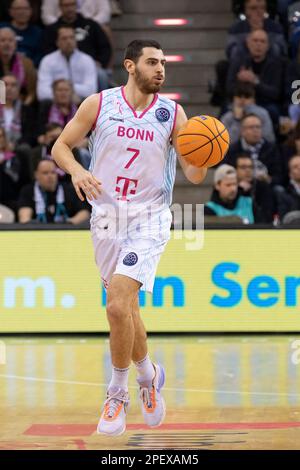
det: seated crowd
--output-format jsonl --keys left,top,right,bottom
{"left": 0, "top": 0, "right": 117, "bottom": 224}
{"left": 207, "top": 0, "right": 300, "bottom": 225}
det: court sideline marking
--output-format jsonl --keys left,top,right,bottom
{"left": 0, "top": 373, "right": 299, "bottom": 398}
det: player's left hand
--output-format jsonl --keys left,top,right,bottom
{"left": 71, "top": 167, "right": 102, "bottom": 201}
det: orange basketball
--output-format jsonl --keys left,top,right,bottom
{"left": 177, "top": 115, "right": 230, "bottom": 168}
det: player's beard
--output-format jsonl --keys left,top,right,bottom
{"left": 134, "top": 66, "right": 164, "bottom": 94}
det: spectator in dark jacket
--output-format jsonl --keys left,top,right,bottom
{"left": 0, "top": 0, "right": 43, "bottom": 66}
{"left": 280, "top": 119, "right": 300, "bottom": 185}
{"left": 277, "top": 155, "right": 300, "bottom": 219}
{"left": 226, "top": 29, "right": 285, "bottom": 124}
{"left": 235, "top": 153, "right": 274, "bottom": 222}
{"left": 225, "top": 114, "right": 282, "bottom": 185}
{"left": 227, "top": 0, "right": 286, "bottom": 58}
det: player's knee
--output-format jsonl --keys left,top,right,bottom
{"left": 106, "top": 299, "right": 128, "bottom": 324}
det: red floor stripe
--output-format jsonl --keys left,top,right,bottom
{"left": 73, "top": 439, "right": 87, "bottom": 450}
{"left": 24, "top": 422, "right": 300, "bottom": 436}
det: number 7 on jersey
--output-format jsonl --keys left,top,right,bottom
{"left": 125, "top": 147, "right": 140, "bottom": 169}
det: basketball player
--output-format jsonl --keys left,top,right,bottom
{"left": 52, "top": 39, "right": 207, "bottom": 436}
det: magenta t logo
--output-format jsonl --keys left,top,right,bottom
{"left": 115, "top": 176, "right": 138, "bottom": 201}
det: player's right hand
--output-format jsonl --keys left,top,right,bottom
{"left": 71, "top": 168, "right": 102, "bottom": 201}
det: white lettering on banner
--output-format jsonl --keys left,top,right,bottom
{"left": 3, "top": 277, "right": 76, "bottom": 309}
{"left": 4, "top": 277, "right": 56, "bottom": 308}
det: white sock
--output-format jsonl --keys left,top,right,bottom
{"left": 134, "top": 354, "right": 155, "bottom": 382}
{"left": 108, "top": 365, "right": 130, "bottom": 392}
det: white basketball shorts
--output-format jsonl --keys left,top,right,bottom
{"left": 90, "top": 210, "right": 172, "bottom": 293}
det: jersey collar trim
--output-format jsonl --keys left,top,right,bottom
{"left": 121, "top": 85, "right": 158, "bottom": 119}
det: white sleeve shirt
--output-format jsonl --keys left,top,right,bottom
{"left": 37, "top": 49, "right": 98, "bottom": 101}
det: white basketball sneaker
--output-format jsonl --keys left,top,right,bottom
{"left": 97, "top": 387, "right": 129, "bottom": 436}
{"left": 137, "top": 363, "right": 166, "bottom": 427}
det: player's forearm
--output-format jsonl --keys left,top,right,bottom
{"left": 51, "top": 140, "right": 83, "bottom": 175}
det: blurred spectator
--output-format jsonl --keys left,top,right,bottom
{"left": 42, "top": 0, "right": 112, "bottom": 90}
{"left": 0, "top": 0, "right": 41, "bottom": 23}
{"left": 235, "top": 153, "right": 275, "bottom": 222}
{"left": 225, "top": 114, "right": 283, "bottom": 185}
{"left": 31, "top": 122, "right": 63, "bottom": 173}
{"left": 204, "top": 164, "right": 255, "bottom": 223}
{"left": 32, "top": 122, "right": 90, "bottom": 178}
{"left": 0, "top": 73, "right": 37, "bottom": 147}
{"left": 232, "top": 0, "right": 278, "bottom": 17}
{"left": 42, "top": 0, "right": 111, "bottom": 63}
{"left": 227, "top": 0, "right": 286, "bottom": 58}
{"left": 18, "top": 158, "right": 90, "bottom": 224}
{"left": 226, "top": 29, "right": 285, "bottom": 124}
{"left": 277, "top": 154, "right": 300, "bottom": 218}
{"left": 221, "top": 82, "right": 275, "bottom": 143}
{"left": 37, "top": 26, "right": 97, "bottom": 102}
{"left": 0, "top": 126, "right": 31, "bottom": 213}
{"left": 0, "top": 0, "right": 43, "bottom": 66}
{"left": 37, "top": 78, "right": 77, "bottom": 137}
{"left": 281, "top": 118, "right": 300, "bottom": 159}
{"left": 0, "top": 27, "right": 36, "bottom": 104}
{"left": 36, "top": 81, "right": 91, "bottom": 169}
{"left": 41, "top": 0, "right": 111, "bottom": 26}
{"left": 280, "top": 118, "right": 300, "bottom": 183}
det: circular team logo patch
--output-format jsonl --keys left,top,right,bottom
{"left": 155, "top": 107, "right": 170, "bottom": 122}
{"left": 123, "top": 252, "right": 138, "bottom": 266}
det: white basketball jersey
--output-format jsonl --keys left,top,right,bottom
{"left": 88, "top": 86, "right": 178, "bottom": 219}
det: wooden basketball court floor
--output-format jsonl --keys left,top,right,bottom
{"left": 0, "top": 334, "right": 300, "bottom": 450}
